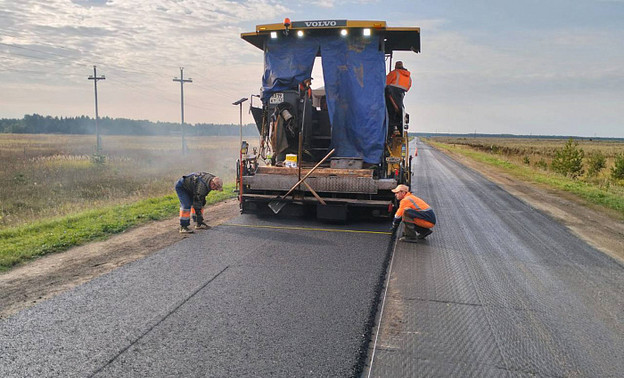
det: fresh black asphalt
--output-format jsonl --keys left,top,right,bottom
{"left": 1, "top": 214, "right": 393, "bottom": 377}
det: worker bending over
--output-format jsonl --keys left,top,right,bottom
{"left": 175, "top": 172, "right": 223, "bottom": 233}
{"left": 390, "top": 184, "right": 436, "bottom": 242}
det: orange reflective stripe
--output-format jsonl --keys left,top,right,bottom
{"left": 191, "top": 208, "right": 204, "bottom": 216}
{"left": 415, "top": 219, "right": 435, "bottom": 228}
{"left": 180, "top": 208, "right": 191, "bottom": 219}
{"left": 403, "top": 216, "right": 434, "bottom": 229}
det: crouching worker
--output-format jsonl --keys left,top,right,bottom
{"left": 390, "top": 184, "right": 436, "bottom": 242}
{"left": 175, "top": 172, "right": 223, "bottom": 233}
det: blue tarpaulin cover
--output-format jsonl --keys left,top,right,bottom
{"left": 262, "top": 35, "right": 386, "bottom": 164}
{"left": 262, "top": 37, "right": 318, "bottom": 101}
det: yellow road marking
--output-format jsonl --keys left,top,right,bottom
{"left": 222, "top": 223, "right": 391, "bottom": 235}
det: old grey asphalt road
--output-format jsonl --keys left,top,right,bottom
{"left": 367, "top": 139, "right": 623, "bottom": 377}
{"left": 1, "top": 214, "right": 393, "bottom": 377}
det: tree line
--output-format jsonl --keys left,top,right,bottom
{"left": 0, "top": 114, "right": 259, "bottom": 137}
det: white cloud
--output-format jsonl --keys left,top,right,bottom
{"left": 314, "top": 0, "right": 335, "bottom": 8}
{"left": 0, "top": 1, "right": 623, "bottom": 136}
{"left": 397, "top": 23, "right": 624, "bottom": 137}
{"left": 0, "top": 0, "right": 292, "bottom": 123}
{"left": 71, "top": 0, "right": 110, "bottom": 6}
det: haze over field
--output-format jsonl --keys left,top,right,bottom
{"left": 1, "top": 0, "right": 623, "bottom": 137}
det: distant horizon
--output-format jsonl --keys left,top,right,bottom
{"left": 1, "top": 112, "right": 622, "bottom": 141}
{"left": 0, "top": 113, "right": 256, "bottom": 128}
{"left": 413, "top": 132, "right": 624, "bottom": 141}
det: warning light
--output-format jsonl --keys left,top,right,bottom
{"left": 283, "top": 18, "right": 291, "bottom": 36}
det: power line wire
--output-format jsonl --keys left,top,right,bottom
{"left": 0, "top": 42, "right": 77, "bottom": 59}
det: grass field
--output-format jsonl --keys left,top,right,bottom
{"left": 428, "top": 137, "right": 624, "bottom": 216}
{"left": 430, "top": 137, "right": 623, "bottom": 170}
{"left": 0, "top": 134, "right": 244, "bottom": 229}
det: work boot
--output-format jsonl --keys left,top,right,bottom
{"left": 179, "top": 226, "right": 194, "bottom": 234}
{"left": 402, "top": 221, "right": 418, "bottom": 238}
{"left": 195, "top": 223, "right": 211, "bottom": 230}
{"left": 418, "top": 229, "right": 433, "bottom": 239}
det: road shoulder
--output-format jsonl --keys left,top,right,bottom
{"left": 0, "top": 199, "right": 240, "bottom": 319}
{"left": 434, "top": 146, "right": 624, "bottom": 264}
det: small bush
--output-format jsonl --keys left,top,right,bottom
{"left": 523, "top": 155, "right": 530, "bottom": 165}
{"left": 551, "top": 138, "right": 584, "bottom": 179}
{"left": 586, "top": 151, "right": 606, "bottom": 177}
{"left": 611, "top": 153, "right": 624, "bottom": 180}
{"left": 535, "top": 158, "right": 548, "bottom": 170}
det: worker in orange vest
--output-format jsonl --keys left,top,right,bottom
{"left": 175, "top": 172, "right": 223, "bottom": 233}
{"left": 299, "top": 77, "right": 312, "bottom": 98}
{"left": 385, "top": 61, "right": 412, "bottom": 135}
{"left": 390, "top": 184, "right": 436, "bottom": 242}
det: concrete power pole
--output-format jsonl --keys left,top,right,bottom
{"left": 88, "top": 65, "right": 105, "bottom": 152}
{"left": 173, "top": 67, "right": 192, "bottom": 155}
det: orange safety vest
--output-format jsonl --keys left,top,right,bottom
{"left": 395, "top": 192, "right": 435, "bottom": 228}
{"left": 395, "top": 192, "right": 430, "bottom": 218}
{"left": 299, "top": 82, "right": 312, "bottom": 98}
{"left": 386, "top": 68, "right": 412, "bottom": 91}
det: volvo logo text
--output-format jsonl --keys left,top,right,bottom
{"left": 305, "top": 20, "right": 337, "bottom": 27}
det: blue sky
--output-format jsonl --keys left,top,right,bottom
{"left": 1, "top": 0, "right": 622, "bottom": 137}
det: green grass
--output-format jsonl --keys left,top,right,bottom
{"left": 0, "top": 184, "right": 237, "bottom": 271}
{"left": 429, "top": 140, "right": 624, "bottom": 218}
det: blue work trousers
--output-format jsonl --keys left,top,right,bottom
{"left": 175, "top": 178, "right": 192, "bottom": 227}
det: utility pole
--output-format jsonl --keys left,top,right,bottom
{"left": 88, "top": 65, "right": 105, "bottom": 152}
{"left": 173, "top": 67, "right": 192, "bottom": 155}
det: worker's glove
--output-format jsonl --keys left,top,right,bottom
{"left": 390, "top": 218, "right": 401, "bottom": 233}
